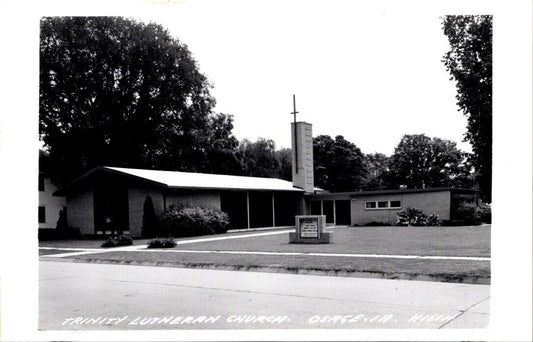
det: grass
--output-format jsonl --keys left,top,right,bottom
{"left": 174, "top": 226, "right": 491, "bottom": 257}
{"left": 46, "top": 225, "right": 491, "bottom": 284}
{"left": 68, "top": 250, "right": 490, "bottom": 283}
{"left": 39, "top": 238, "right": 153, "bottom": 249}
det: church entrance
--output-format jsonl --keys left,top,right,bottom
{"left": 93, "top": 182, "right": 129, "bottom": 235}
{"left": 335, "top": 200, "right": 351, "bottom": 225}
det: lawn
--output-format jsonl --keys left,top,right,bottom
{"left": 48, "top": 225, "right": 491, "bottom": 284}
{"left": 173, "top": 226, "right": 491, "bottom": 257}
{"left": 39, "top": 238, "right": 152, "bottom": 249}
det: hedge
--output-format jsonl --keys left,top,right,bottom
{"left": 160, "top": 204, "right": 230, "bottom": 237}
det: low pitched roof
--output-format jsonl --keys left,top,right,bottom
{"left": 54, "top": 166, "right": 304, "bottom": 195}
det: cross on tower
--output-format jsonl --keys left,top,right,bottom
{"left": 291, "top": 94, "right": 299, "bottom": 122}
{"left": 291, "top": 94, "right": 299, "bottom": 174}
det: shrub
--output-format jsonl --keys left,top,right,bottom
{"left": 147, "top": 237, "right": 177, "bottom": 248}
{"left": 477, "top": 203, "right": 491, "bottom": 223}
{"left": 160, "top": 204, "right": 230, "bottom": 237}
{"left": 397, "top": 208, "right": 442, "bottom": 226}
{"left": 426, "top": 213, "right": 442, "bottom": 226}
{"left": 101, "top": 234, "right": 133, "bottom": 248}
{"left": 452, "top": 202, "right": 492, "bottom": 226}
{"left": 142, "top": 196, "right": 162, "bottom": 238}
{"left": 396, "top": 207, "right": 428, "bottom": 226}
{"left": 56, "top": 208, "right": 69, "bottom": 231}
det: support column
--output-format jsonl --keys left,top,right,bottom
{"left": 333, "top": 200, "right": 336, "bottom": 226}
{"left": 246, "top": 191, "right": 250, "bottom": 229}
{"left": 272, "top": 193, "right": 276, "bottom": 227}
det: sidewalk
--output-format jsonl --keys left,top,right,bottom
{"left": 40, "top": 260, "right": 490, "bottom": 330}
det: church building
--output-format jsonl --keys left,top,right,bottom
{"left": 53, "top": 121, "right": 316, "bottom": 237}
{"left": 51, "top": 102, "right": 478, "bottom": 236}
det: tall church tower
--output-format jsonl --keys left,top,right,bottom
{"left": 290, "top": 95, "right": 314, "bottom": 193}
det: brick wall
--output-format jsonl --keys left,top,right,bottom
{"left": 66, "top": 184, "right": 94, "bottom": 235}
{"left": 350, "top": 191, "right": 451, "bottom": 225}
{"left": 128, "top": 188, "right": 221, "bottom": 237}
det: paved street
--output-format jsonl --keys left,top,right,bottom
{"left": 39, "top": 260, "right": 489, "bottom": 330}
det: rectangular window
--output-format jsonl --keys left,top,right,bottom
{"left": 38, "top": 206, "right": 46, "bottom": 223}
{"left": 390, "top": 200, "right": 402, "bottom": 208}
{"left": 38, "top": 173, "right": 44, "bottom": 191}
{"left": 365, "top": 200, "right": 402, "bottom": 210}
{"left": 365, "top": 202, "right": 376, "bottom": 209}
{"left": 378, "top": 201, "right": 389, "bottom": 208}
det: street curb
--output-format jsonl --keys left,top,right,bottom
{"left": 40, "top": 256, "right": 491, "bottom": 285}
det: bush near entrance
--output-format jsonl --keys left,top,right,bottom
{"left": 160, "top": 204, "right": 230, "bottom": 237}
{"left": 147, "top": 237, "right": 177, "bottom": 248}
{"left": 450, "top": 202, "right": 491, "bottom": 226}
{"left": 101, "top": 234, "right": 133, "bottom": 248}
{"left": 396, "top": 208, "right": 441, "bottom": 226}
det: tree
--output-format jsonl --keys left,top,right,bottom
{"left": 277, "top": 148, "right": 292, "bottom": 181}
{"left": 40, "top": 17, "right": 233, "bottom": 181}
{"left": 313, "top": 135, "right": 366, "bottom": 192}
{"left": 199, "top": 113, "right": 241, "bottom": 175}
{"left": 442, "top": 15, "right": 492, "bottom": 202}
{"left": 238, "top": 138, "right": 282, "bottom": 178}
{"left": 141, "top": 196, "right": 160, "bottom": 238}
{"left": 362, "top": 152, "right": 390, "bottom": 190}
{"left": 387, "top": 134, "right": 473, "bottom": 189}
{"left": 235, "top": 139, "right": 292, "bottom": 180}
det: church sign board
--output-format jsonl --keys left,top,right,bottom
{"left": 289, "top": 215, "right": 331, "bottom": 244}
{"left": 299, "top": 217, "right": 319, "bottom": 238}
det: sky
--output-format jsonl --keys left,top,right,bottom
{"left": 137, "top": 0, "right": 473, "bottom": 156}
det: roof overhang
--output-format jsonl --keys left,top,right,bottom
{"left": 54, "top": 166, "right": 305, "bottom": 196}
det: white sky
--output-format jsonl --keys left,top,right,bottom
{"left": 138, "top": 0, "right": 472, "bottom": 155}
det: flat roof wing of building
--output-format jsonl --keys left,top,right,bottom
{"left": 309, "top": 187, "right": 479, "bottom": 200}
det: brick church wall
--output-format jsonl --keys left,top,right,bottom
{"left": 350, "top": 190, "right": 451, "bottom": 225}
{"left": 66, "top": 184, "right": 94, "bottom": 235}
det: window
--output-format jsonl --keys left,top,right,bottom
{"left": 38, "top": 206, "right": 46, "bottom": 223}
{"left": 365, "top": 200, "right": 402, "bottom": 210}
{"left": 390, "top": 201, "right": 402, "bottom": 208}
{"left": 38, "top": 173, "right": 44, "bottom": 191}
{"left": 365, "top": 202, "right": 376, "bottom": 209}
{"left": 378, "top": 201, "right": 388, "bottom": 208}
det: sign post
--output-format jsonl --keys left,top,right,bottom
{"left": 289, "top": 215, "right": 331, "bottom": 244}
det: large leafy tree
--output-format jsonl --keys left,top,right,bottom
{"left": 40, "top": 17, "right": 236, "bottom": 181}
{"left": 362, "top": 152, "right": 390, "bottom": 190}
{"left": 237, "top": 138, "right": 289, "bottom": 179}
{"left": 198, "top": 113, "right": 241, "bottom": 175}
{"left": 313, "top": 135, "right": 366, "bottom": 192}
{"left": 387, "top": 134, "right": 474, "bottom": 189}
{"left": 442, "top": 15, "right": 492, "bottom": 202}
{"left": 276, "top": 148, "right": 292, "bottom": 181}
